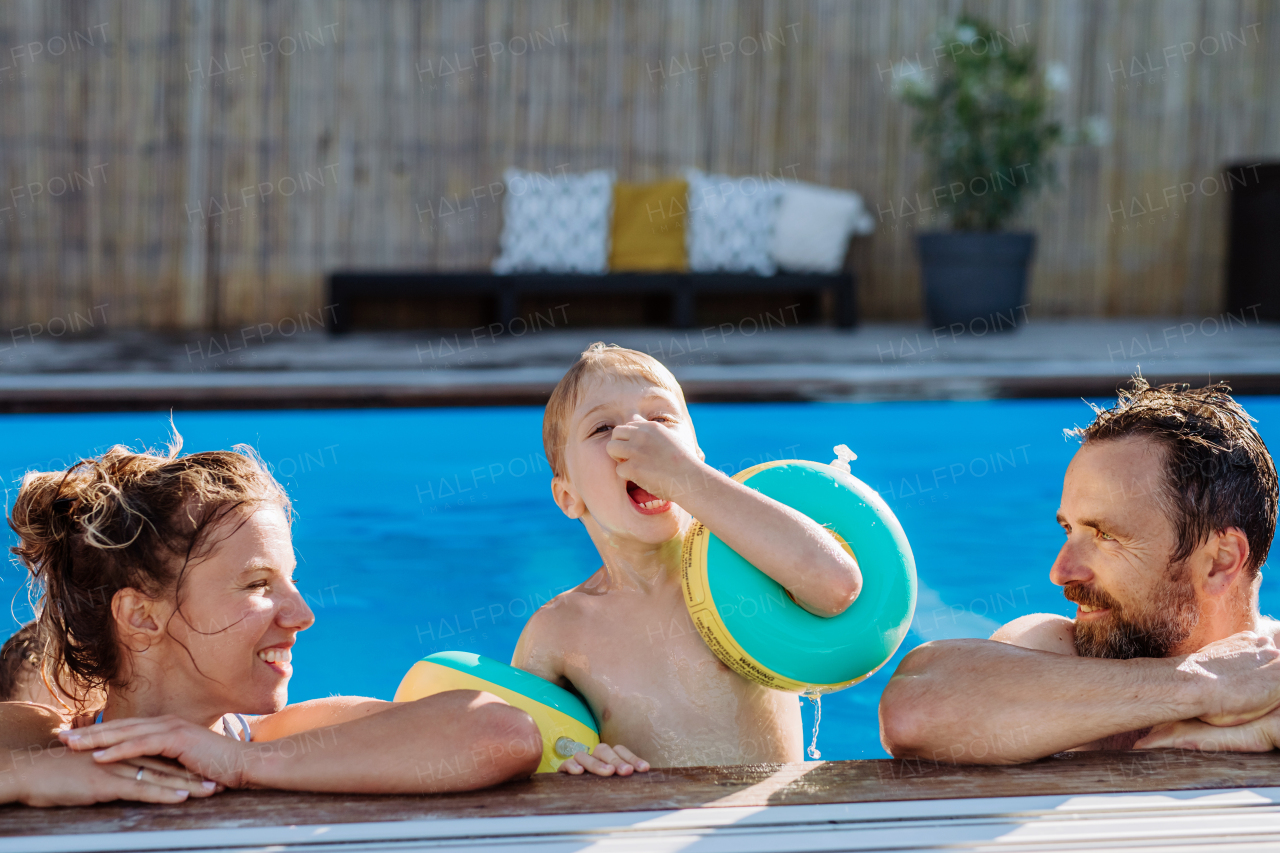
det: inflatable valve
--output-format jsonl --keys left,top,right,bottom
{"left": 829, "top": 444, "right": 857, "bottom": 473}
{"left": 555, "top": 736, "right": 587, "bottom": 758}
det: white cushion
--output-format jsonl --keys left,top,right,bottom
{"left": 685, "top": 169, "right": 779, "bottom": 275}
{"left": 770, "top": 182, "right": 875, "bottom": 274}
{"left": 492, "top": 169, "right": 614, "bottom": 274}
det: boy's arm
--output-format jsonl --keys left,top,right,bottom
{"left": 611, "top": 422, "right": 861, "bottom": 616}
{"left": 679, "top": 469, "right": 862, "bottom": 616}
{"left": 512, "top": 603, "right": 650, "bottom": 777}
{"left": 511, "top": 603, "right": 569, "bottom": 686}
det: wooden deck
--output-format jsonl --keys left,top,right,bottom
{"left": 3, "top": 320, "right": 1280, "bottom": 412}
{"left": 4, "top": 751, "right": 1280, "bottom": 851}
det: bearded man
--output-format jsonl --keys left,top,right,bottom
{"left": 879, "top": 380, "right": 1280, "bottom": 763}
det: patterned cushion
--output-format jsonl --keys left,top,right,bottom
{"left": 609, "top": 179, "right": 689, "bottom": 272}
{"left": 492, "top": 169, "right": 614, "bottom": 274}
{"left": 770, "top": 182, "right": 875, "bottom": 273}
{"left": 685, "top": 169, "right": 779, "bottom": 275}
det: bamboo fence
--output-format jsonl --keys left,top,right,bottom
{"left": 0, "top": 0, "right": 1276, "bottom": 330}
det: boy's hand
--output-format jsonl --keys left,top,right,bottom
{"left": 558, "top": 743, "right": 650, "bottom": 777}
{"left": 608, "top": 421, "right": 704, "bottom": 501}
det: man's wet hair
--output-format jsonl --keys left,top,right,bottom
{"left": 0, "top": 621, "right": 41, "bottom": 702}
{"left": 1071, "top": 378, "right": 1277, "bottom": 578}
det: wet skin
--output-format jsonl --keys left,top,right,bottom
{"left": 514, "top": 373, "right": 861, "bottom": 772}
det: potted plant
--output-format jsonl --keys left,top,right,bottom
{"left": 897, "top": 16, "right": 1064, "bottom": 330}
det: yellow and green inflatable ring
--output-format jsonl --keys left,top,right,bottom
{"left": 681, "top": 459, "right": 917, "bottom": 694}
{"left": 395, "top": 651, "right": 600, "bottom": 773}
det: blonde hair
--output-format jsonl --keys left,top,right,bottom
{"left": 542, "top": 342, "right": 685, "bottom": 478}
{"left": 8, "top": 433, "right": 289, "bottom": 712}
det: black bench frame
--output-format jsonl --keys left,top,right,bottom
{"left": 327, "top": 271, "right": 857, "bottom": 333}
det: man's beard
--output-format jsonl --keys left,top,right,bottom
{"left": 1067, "top": 564, "right": 1199, "bottom": 660}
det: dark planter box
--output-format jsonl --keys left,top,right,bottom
{"left": 1225, "top": 162, "right": 1280, "bottom": 322}
{"left": 916, "top": 232, "right": 1035, "bottom": 331}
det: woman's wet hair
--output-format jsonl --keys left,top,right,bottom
{"left": 1071, "top": 378, "right": 1278, "bottom": 578}
{"left": 8, "top": 433, "right": 289, "bottom": 711}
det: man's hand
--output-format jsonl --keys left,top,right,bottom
{"left": 607, "top": 421, "right": 704, "bottom": 502}
{"left": 1180, "top": 632, "right": 1280, "bottom": 726}
{"left": 1136, "top": 711, "right": 1280, "bottom": 753}
{"left": 558, "top": 743, "right": 650, "bottom": 777}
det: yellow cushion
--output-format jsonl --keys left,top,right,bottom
{"left": 609, "top": 179, "right": 688, "bottom": 272}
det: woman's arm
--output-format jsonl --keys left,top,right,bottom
{"left": 0, "top": 701, "right": 63, "bottom": 750}
{"left": 248, "top": 695, "right": 390, "bottom": 743}
{"left": 63, "top": 690, "right": 542, "bottom": 794}
{"left": 0, "top": 702, "right": 214, "bottom": 806}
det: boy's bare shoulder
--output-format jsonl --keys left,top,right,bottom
{"left": 523, "top": 568, "right": 609, "bottom": 636}
{"left": 514, "top": 568, "right": 611, "bottom": 679}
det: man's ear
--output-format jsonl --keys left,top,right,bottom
{"left": 551, "top": 475, "right": 586, "bottom": 520}
{"left": 111, "top": 587, "right": 165, "bottom": 653}
{"left": 1201, "top": 527, "right": 1251, "bottom": 597}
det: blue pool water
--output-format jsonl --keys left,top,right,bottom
{"left": 3, "top": 399, "right": 1278, "bottom": 760}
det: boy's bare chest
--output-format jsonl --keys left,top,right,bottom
{"left": 561, "top": 595, "right": 798, "bottom": 738}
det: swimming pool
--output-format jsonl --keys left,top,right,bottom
{"left": 4, "top": 399, "right": 1278, "bottom": 760}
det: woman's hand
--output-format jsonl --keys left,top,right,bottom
{"left": 558, "top": 743, "right": 650, "bottom": 777}
{"left": 60, "top": 715, "right": 252, "bottom": 788}
{"left": 15, "top": 746, "right": 217, "bottom": 807}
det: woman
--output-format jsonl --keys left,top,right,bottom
{"left": 0, "top": 438, "right": 540, "bottom": 807}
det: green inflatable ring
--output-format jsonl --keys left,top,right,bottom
{"left": 681, "top": 458, "right": 917, "bottom": 693}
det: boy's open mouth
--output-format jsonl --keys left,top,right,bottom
{"left": 626, "top": 481, "right": 671, "bottom": 515}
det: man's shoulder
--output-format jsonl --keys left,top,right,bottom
{"left": 989, "top": 613, "right": 1077, "bottom": 655}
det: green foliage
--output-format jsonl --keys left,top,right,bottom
{"left": 897, "top": 16, "right": 1063, "bottom": 232}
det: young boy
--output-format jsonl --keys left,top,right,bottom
{"left": 513, "top": 343, "right": 862, "bottom": 774}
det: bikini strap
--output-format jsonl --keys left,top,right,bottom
{"left": 95, "top": 709, "right": 250, "bottom": 742}
{"left": 222, "top": 713, "right": 253, "bottom": 742}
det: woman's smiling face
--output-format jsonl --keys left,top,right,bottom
{"left": 154, "top": 505, "right": 315, "bottom": 716}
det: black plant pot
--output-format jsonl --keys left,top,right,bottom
{"left": 916, "top": 232, "right": 1035, "bottom": 331}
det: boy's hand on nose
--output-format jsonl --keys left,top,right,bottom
{"left": 608, "top": 421, "right": 703, "bottom": 500}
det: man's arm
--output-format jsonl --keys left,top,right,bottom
{"left": 879, "top": 617, "right": 1280, "bottom": 764}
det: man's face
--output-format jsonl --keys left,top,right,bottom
{"left": 1052, "top": 436, "right": 1198, "bottom": 659}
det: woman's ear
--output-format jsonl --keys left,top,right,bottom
{"left": 111, "top": 587, "right": 165, "bottom": 653}
{"left": 551, "top": 476, "right": 586, "bottom": 520}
